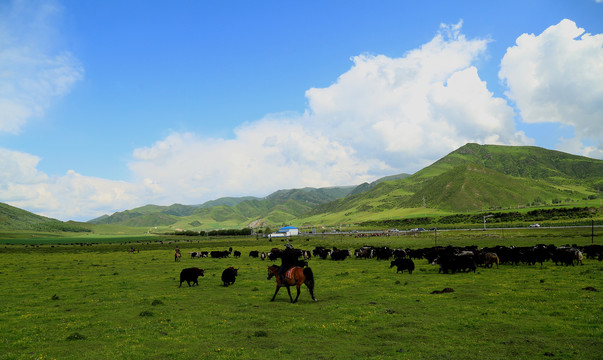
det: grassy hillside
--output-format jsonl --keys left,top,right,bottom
{"left": 198, "top": 196, "right": 260, "bottom": 209}
{"left": 0, "top": 203, "right": 90, "bottom": 233}
{"left": 412, "top": 143, "right": 603, "bottom": 185}
{"left": 348, "top": 173, "right": 411, "bottom": 196}
{"left": 308, "top": 144, "right": 602, "bottom": 222}
{"left": 91, "top": 186, "right": 357, "bottom": 231}
{"left": 407, "top": 163, "right": 577, "bottom": 212}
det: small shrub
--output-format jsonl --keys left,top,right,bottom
{"left": 139, "top": 311, "right": 154, "bottom": 317}
{"left": 151, "top": 300, "right": 164, "bottom": 306}
{"left": 51, "top": 294, "right": 59, "bottom": 300}
{"left": 66, "top": 332, "right": 86, "bottom": 340}
{"left": 254, "top": 330, "right": 268, "bottom": 337}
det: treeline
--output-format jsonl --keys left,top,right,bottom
{"left": 359, "top": 207, "right": 600, "bottom": 228}
{"left": 174, "top": 228, "right": 253, "bottom": 237}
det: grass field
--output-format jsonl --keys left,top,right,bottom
{"left": 0, "top": 230, "right": 601, "bottom": 359}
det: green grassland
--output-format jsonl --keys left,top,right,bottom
{"left": 1, "top": 229, "right": 601, "bottom": 360}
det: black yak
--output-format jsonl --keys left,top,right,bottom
{"left": 179, "top": 267, "right": 205, "bottom": 287}
{"left": 221, "top": 267, "right": 238, "bottom": 286}
{"left": 390, "top": 258, "right": 415, "bottom": 274}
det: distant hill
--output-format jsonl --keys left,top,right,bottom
{"left": 411, "top": 143, "right": 602, "bottom": 186}
{"left": 89, "top": 186, "right": 357, "bottom": 229}
{"left": 198, "top": 196, "right": 260, "bottom": 209}
{"left": 86, "top": 143, "right": 602, "bottom": 230}
{"left": 348, "top": 173, "right": 411, "bottom": 196}
{"left": 0, "top": 202, "right": 90, "bottom": 232}
{"left": 306, "top": 143, "right": 602, "bottom": 218}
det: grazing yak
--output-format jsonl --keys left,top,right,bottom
{"left": 390, "top": 258, "right": 415, "bottom": 274}
{"left": 221, "top": 267, "right": 239, "bottom": 286}
{"left": 435, "top": 255, "right": 477, "bottom": 274}
{"left": 483, "top": 252, "right": 500, "bottom": 268}
{"left": 211, "top": 250, "right": 230, "bottom": 258}
{"left": 179, "top": 267, "right": 205, "bottom": 287}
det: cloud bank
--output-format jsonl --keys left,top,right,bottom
{"left": 1, "top": 19, "right": 601, "bottom": 221}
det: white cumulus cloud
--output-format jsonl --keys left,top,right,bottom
{"left": 304, "top": 21, "right": 527, "bottom": 171}
{"left": 499, "top": 19, "right": 603, "bottom": 158}
{"left": 126, "top": 21, "right": 529, "bottom": 212}
{"left": 0, "top": 148, "right": 147, "bottom": 220}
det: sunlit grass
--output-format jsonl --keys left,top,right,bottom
{"left": 0, "top": 234, "right": 601, "bottom": 359}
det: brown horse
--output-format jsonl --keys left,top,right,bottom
{"left": 267, "top": 264, "right": 316, "bottom": 303}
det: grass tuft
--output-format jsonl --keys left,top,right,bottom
{"left": 66, "top": 332, "right": 86, "bottom": 340}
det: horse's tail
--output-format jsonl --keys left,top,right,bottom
{"left": 303, "top": 267, "right": 314, "bottom": 289}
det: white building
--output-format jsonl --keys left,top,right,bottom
{"left": 268, "top": 226, "right": 299, "bottom": 238}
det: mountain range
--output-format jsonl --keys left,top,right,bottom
{"left": 2, "top": 143, "right": 601, "bottom": 232}
{"left": 88, "top": 143, "right": 602, "bottom": 230}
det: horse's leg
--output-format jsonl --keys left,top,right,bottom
{"left": 285, "top": 284, "right": 293, "bottom": 303}
{"left": 305, "top": 281, "right": 317, "bottom": 301}
{"left": 292, "top": 284, "right": 301, "bottom": 303}
{"left": 270, "top": 285, "right": 281, "bottom": 301}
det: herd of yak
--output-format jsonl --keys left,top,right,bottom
{"left": 178, "top": 243, "right": 602, "bottom": 287}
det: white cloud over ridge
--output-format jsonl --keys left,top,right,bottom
{"left": 500, "top": 19, "right": 603, "bottom": 158}
{"left": 0, "top": 147, "right": 146, "bottom": 220}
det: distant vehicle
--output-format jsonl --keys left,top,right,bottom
{"left": 429, "top": 227, "right": 437, "bottom": 231}
{"left": 529, "top": 224, "right": 541, "bottom": 228}
{"left": 417, "top": 228, "right": 426, "bottom": 232}
{"left": 410, "top": 228, "right": 425, "bottom": 232}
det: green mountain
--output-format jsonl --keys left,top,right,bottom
{"left": 306, "top": 143, "right": 602, "bottom": 221}
{"left": 348, "top": 173, "right": 411, "bottom": 196}
{"left": 198, "top": 196, "right": 260, "bottom": 209}
{"left": 415, "top": 143, "right": 602, "bottom": 186}
{"left": 87, "top": 143, "right": 602, "bottom": 230}
{"left": 90, "top": 186, "right": 356, "bottom": 229}
{"left": 0, "top": 202, "right": 90, "bottom": 232}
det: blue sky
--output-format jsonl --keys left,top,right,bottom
{"left": 1, "top": 0, "right": 602, "bottom": 221}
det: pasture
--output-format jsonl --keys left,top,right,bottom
{"left": 0, "top": 230, "right": 601, "bottom": 360}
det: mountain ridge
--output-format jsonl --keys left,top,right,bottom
{"left": 2, "top": 143, "right": 601, "bottom": 232}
